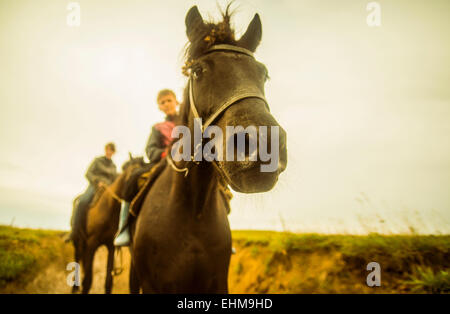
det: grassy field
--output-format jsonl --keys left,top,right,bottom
{"left": 0, "top": 225, "right": 449, "bottom": 293}
{"left": 0, "top": 226, "right": 71, "bottom": 291}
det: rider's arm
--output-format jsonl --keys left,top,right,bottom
{"left": 85, "top": 158, "right": 103, "bottom": 186}
{"left": 145, "top": 126, "right": 165, "bottom": 163}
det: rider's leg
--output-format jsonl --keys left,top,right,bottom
{"left": 114, "top": 201, "right": 131, "bottom": 246}
{"left": 78, "top": 184, "right": 96, "bottom": 211}
{"left": 114, "top": 165, "right": 151, "bottom": 247}
{"left": 70, "top": 185, "right": 96, "bottom": 240}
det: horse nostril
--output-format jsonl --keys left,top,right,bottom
{"left": 227, "top": 131, "right": 258, "bottom": 161}
{"left": 244, "top": 133, "right": 250, "bottom": 156}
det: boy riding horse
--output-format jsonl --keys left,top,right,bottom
{"left": 69, "top": 142, "right": 118, "bottom": 242}
{"left": 114, "top": 89, "right": 179, "bottom": 246}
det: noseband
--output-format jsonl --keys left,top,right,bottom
{"left": 167, "top": 44, "right": 269, "bottom": 176}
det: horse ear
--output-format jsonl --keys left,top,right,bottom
{"left": 128, "top": 152, "right": 133, "bottom": 160}
{"left": 185, "top": 6, "right": 205, "bottom": 43}
{"left": 238, "top": 14, "right": 262, "bottom": 52}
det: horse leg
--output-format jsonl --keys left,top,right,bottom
{"left": 129, "top": 259, "right": 140, "bottom": 294}
{"left": 104, "top": 244, "right": 114, "bottom": 294}
{"left": 71, "top": 240, "right": 81, "bottom": 294}
{"left": 81, "top": 242, "right": 97, "bottom": 294}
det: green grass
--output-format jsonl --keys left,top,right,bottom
{"left": 0, "top": 249, "right": 36, "bottom": 286}
{"left": 404, "top": 267, "right": 450, "bottom": 293}
{"left": 232, "top": 230, "right": 450, "bottom": 264}
{"left": 0, "top": 225, "right": 64, "bottom": 287}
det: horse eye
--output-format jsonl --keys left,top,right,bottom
{"left": 192, "top": 66, "right": 203, "bottom": 79}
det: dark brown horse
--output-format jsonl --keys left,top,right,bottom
{"left": 130, "top": 6, "right": 287, "bottom": 293}
{"left": 72, "top": 155, "right": 145, "bottom": 294}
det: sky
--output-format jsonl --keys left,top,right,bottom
{"left": 0, "top": 0, "right": 449, "bottom": 233}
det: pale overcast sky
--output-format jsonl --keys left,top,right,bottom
{"left": 0, "top": 0, "right": 449, "bottom": 233}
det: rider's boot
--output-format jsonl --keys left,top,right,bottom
{"left": 114, "top": 201, "right": 131, "bottom": 247}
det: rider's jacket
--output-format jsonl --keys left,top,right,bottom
{"left": 145, "top": 114, "right": 178, "bottom": 163}
{"left": 85, "top": 156, "right": 117, "bottom": 187}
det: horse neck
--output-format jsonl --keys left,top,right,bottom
{"left": 170, "top": 161, "right": 220, "bottom": 216}
{"left": 109, "top": 172, "right": 125, "bottom": 194}
{"left": 170, "top": 91, "right": 226, "bottom": 215}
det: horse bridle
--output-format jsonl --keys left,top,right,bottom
{"left": 167, "top": 44, "right": 269, "bottom": 177}
{"left": 189, "top": 44, "right": 269, "bottom": 132}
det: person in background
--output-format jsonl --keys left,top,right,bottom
{"left": 114, "top": 89, "right": 179, "bottom": 246}
{"left": 68, "top": 142, "right": 118, "bottom": 241}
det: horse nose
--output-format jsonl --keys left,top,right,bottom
{"left": 257, "top": 125, "right": 287, "bottom": 173}
{"left": 226, "top": 129, "right": 258, "bottom": 162}
{"left": 278, "top": 126, "right": 287, "bottom": 173}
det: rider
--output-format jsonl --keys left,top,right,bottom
{"left": 69, "top": 142, "right": 118, "bottom": 241}
{"left": 114, "top": 89, "right": 179, "bottom": 246}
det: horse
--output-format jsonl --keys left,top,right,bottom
{"left": 129, "top": 5, "right": 287, "bottom": 293}
{"left": 71, "top": 155, "right": 145, "bottom": 294}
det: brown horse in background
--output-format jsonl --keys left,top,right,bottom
{"left": 71, "top": 155, "right": 145, "bottom": 294}
{"left": 129, "top": 6, "right": 287, "bottom": 293}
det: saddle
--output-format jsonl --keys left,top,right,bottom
{"left": 129, "top": 158, "right": 167, "bottom": 217}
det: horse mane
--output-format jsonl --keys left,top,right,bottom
{"left": 122, "top": 157, "right": 145, "bottom": 171}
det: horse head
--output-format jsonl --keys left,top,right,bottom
{"left": 121, "top": 154, "right": 145, "bottom": 182}
{"left": 179, "top": 5, "right": 287, "bottom": 193}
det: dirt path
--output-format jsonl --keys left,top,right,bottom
{"left": 17, "top": 244, "right": 131, "bottom": 294}
{"left": 8, "top": 239, "right": 244, "bottom": 294}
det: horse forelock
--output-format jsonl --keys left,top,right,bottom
{"left": 183, "top": 3, "right": 237, "bottom": 68}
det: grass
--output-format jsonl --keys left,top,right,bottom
{"left": 404, "top": 267, "right": 450, "bottom": 293}
{"left": 232, "top": 230, "right": 450, "bottom": 264}
{"left": 0, "top": 225, "right": 65, "bottom": 288}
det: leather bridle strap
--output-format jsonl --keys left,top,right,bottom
{"left": 188, "top": 44, "right": 269, "bottom": 133}
{"left": 206, "top": 44, "right": 255, "bottom": 58}
{"left": 189, "top": 78, "right": 268, "bottom": 132}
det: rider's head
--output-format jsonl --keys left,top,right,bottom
{"left": 157, "top": 89, "right": 178, "bottom": 116}
{"left": 104, "top": 142, "right": 116, "bottom": 160}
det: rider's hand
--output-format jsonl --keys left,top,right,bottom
{"left": 161, "top": 147, "right": 170, "bottom": 159}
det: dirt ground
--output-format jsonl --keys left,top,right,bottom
{"left": 3, "top": 244, "right": 131, "bottom": 294}
{"left": 8, "top": 243, "right": 252, "bottom": 294}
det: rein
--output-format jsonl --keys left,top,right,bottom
{"left": 101, "top": 185, "right": 124, "bottom": 203}
{"left": 168, "top": 44, "right": 269, "bottom": 177}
